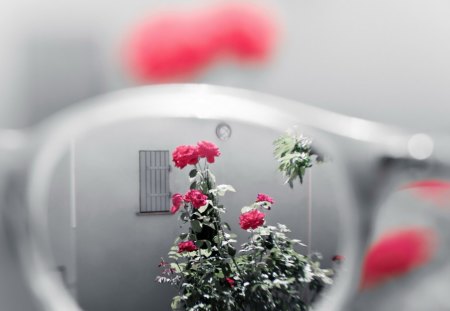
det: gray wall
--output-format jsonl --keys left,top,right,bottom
{"left": 48, "top": 118, "right": 341, "bottom": 311}
{"left": 1, "top": 0, "right": 450, "bottom": 131}
{"left": 2, "top": 1, "right": 450, "bottom": 310}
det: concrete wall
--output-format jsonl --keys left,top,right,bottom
{"left": 48, "top": 117, "right": 341, "bottom": 311}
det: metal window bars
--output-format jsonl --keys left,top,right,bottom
{"left": 139, "top": 150, "right": 171, "bottom": 214}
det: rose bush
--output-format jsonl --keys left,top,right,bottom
{"left": 157, "top": 140, "right": 332, "bottom": 311}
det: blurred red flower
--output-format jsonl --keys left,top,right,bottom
{"left": 124, "top": 3, "right": 278, "bottom": 82}
{"left": 360, "top": 227, "right": 437, "bottom": 290}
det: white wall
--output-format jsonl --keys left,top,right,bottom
{"left": 48, "top": 118, "right": 341, "bottom": 311}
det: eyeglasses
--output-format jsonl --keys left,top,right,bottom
{"left": 2, "top": 84, "right": 449, "bottom": 311}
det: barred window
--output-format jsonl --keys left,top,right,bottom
{"left": 139, "top": 150, "right": 171, "bottom": 213}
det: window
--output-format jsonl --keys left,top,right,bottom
{"left": 139, "top": 150, "right": 171, "bottom": 213}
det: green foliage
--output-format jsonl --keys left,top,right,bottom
{"left": 157, "top": 146, "right": 332, "bottom": 311}
{"left": 273, "top": 131, "right": 316, "bottom": 187}
{"left": 235, "top": 225, "right": 333, "bottom": 311}
{"left": 157, "top": 159, "right": 240, "bottom": 311}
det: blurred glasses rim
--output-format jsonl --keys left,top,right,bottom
{"left": 13, "top": 83, "right": 414, "bottom": 311}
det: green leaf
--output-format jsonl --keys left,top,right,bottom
{"left": 216, "top": 270, "right": 225, "bottom": 278}
{"left": 170, "top": 263, "right": 182, "bottom": 272}
{"left": 228, "top": 233, "right": 237, "bottom": 239}
{"left": 200, "top": 249, "right": 212, "bottom": 257}
{"left": 203, "top": 240, "right": 212, "bottom": 251}
{"left": 213, "top": 236, "right": 220, "bottom": 244}
{"left": 228, "top": 245, "right": 236, "bottom": 256}
{"left": 258, "top": 227, "right": 271, "bottom": 236}
{"left": 211, "top": 184, "right": 236, "bottom": 196}
{"left": 206, "top": 169, "right": 216, "bottom": 183}
{"left": 189, "top": 169, "right": 198, "bottom": 178}
{"left": 191, "top": 220, "right": 203, "bottom": 233}
{"left": 171, "top": 296, "right": 181, "bottom": 310}
{"left": 198, "top": 203, "right": 209, "bottom": 213}
{"left": 190, "top": 182, "right": 197, "bottom": 190}
{"left": 195, "top": 240, "right": 204, "bottom": 248}
{"left": 204, "top": 222, "right": 216, "bottom": 230}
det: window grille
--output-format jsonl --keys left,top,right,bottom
{"left": 139, "top": 150, "right": 171, "bottom": 213}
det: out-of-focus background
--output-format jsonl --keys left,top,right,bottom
{"left": 1, "top": 0, "right": 449, "bottom": 131}
{"left": 1, "top": 1, "right": 450, "bottom": 311}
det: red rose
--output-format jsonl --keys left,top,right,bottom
{"left": 332, "top": 255, "right": 345, "bottom": 262}
{"left": 184, "top": 189, "right": 208, "bottom": 209}
{"left": 197, "top": 141, "right": 221, "bottom": 163}
{"left": 256, "top": 193, "right": 274, "bottom": 204}
{"left": 170, "top": 193, "right": 184, "bottom": 214}
{"left": 172, "top": 145, "right": 199, "bottom": 169}
{"left": 239, "top": 209, "right": 265, "bottom": 230}
{"left": 177, "top": 241, "right": 198, "bottom": 253}
{"left": 226, "top": 277, "right": 235, "bottom": 287}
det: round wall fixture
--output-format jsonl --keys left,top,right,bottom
{"left": 216, "top": 122, "right": 232, "bottom": 141}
